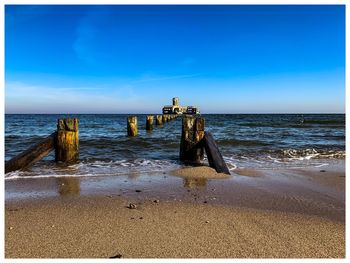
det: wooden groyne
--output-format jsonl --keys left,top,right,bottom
{"left": 204, "top": 132, "right": 230, "bottom": 174}
{"left": 5, "top": 118, "right": 79, "bottom": 174}
{"left": 127, "top": 116, "right": 138, "bottom": 136}
{"left": 180, "top": 115, "right": 230, "bottom": 174}
{"left": 5, "top": 132, "right": 56, "bottom": 174}
{"left": 126, "top": 114, "right": 179, "bottom": 136}
{"left": 5, "top": 113, "right": 228, "bottom": 175}
{"left": 56, "top": 118, "right": 79, "bottom": 162}
{"left": 146, "top": 115, "right": 154, "bottom": 131}
{"left": 156, "top": 115, "right": 163, "bottom": 125}
{"left": 180, "top": 115, "right": 205, "bottom": 164}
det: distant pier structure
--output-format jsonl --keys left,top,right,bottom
{"left": 162, "top": 97, "right": 200, "bottom": 115}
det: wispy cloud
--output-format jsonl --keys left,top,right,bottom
{"left": 132, "top": 73, "right": 202, "bottom": 84}
{"left": 5, "top": 81, "right": 146, "bottom": 114}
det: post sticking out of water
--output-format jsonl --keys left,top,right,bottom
{"left": 162, "top": 115, "right": 167, "bottom": 123}
{"left": 5, "top": 132, "right": 56, "bottom": 173}
{"left": 146, "top": 115, "right": 154, "bottom": 131}
{"left": 204, "top": 132, "right": 230, "bottom": 174}
{"left": 55, "top": 118, "right": 79, "bottom": 162}
{"left": 180, "top": 116, "right": 205, "bottom": 164}
{"left": 127, "top": 116, "right": 138, "bottom": 136}
{"left": 156, "top": 115, "right": 163, "bottom": 125}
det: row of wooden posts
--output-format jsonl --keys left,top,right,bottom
{"left": 5, "top": 115, "right": 229, "bottom": 174}
{"left": 127, "top": 114, "right": 179, "bottom": 136}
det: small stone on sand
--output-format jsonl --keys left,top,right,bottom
{"left": 127, "top": 203, "right": 137, "bottom": 209}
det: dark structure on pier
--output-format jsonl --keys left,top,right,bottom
{"left": 162, "top": 97, "right": 200, "bottom": 115}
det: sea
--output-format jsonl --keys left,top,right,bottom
{"left": 5, "top": 114, "right": 345, "bottom": 179}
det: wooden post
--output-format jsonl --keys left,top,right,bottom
{"left": 55, "top": 118, "right": 79, "bottom": 162}
{"left": 179, "top": 116, "right": 205, "bottom": 164}
{"left": 156, "top": 115, "right": 163, "bottom": 125}
{"left": 162, "top": 115, "right": 167, "bottom": 123}
{"left": 5, "top": 132, "right": 56, "bottom": 173}
{"left": 204, "top": 132, "right": 230, "bottom": 174}
{"left": 146, "top": 115, "right": 154, "bottom": 131}
{"left": 127, "top": 116, "right": 138, "bottom": 136}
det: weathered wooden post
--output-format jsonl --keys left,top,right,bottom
{"left": 204, "top": 132, "right": 230, "bottom": 174}
{"left": 179, "top": 116, "right": 205, "bottom": 164}
{"left": 146, "top": 115, "right": 154, "bottom": 131}
{"left": 5, "top": 132, "right": 56, "bottom": 173}
{"left": 127, "top": 116, "right": 138, "bottom": 136}
{"left": 156, "top": 115, "right": 163, "bottom": 125}
{"left": 162, "top": 115, "right": 167, "bottom": 123}
{"left": 55, "top": 118, "right": 79, "bottom": 162}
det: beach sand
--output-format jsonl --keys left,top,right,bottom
{"left": 5, "top": 163, "right": 345, "bottom": 258}
{"left": 171, "top": 166, "right": 230, "bottom": 179}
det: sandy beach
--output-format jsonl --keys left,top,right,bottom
{"left": 4, "top": 3, "right": 346, "bottom": 259}
{"left": 5, "top": 162, "right": 345, "bottom": 258}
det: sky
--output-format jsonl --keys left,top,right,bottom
{"left": 5, "top": 5, "right": 345, "bottom": 114}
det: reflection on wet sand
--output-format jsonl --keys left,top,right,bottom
{"left": 127, "top": 172, "right": 141, "bottom": 180}
{"left": 57, "top": 177, "right": 80, "bottom": 195}
{"left": 183, "top": 177, "right": 207, "bottom": 188}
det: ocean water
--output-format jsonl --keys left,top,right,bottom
{"left": 5, "top": 114, "right": 345, "bottom": 179}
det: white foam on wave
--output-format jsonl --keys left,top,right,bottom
{"left": 221, "top": 150, "right": 339, "bottom": 169}
{"left": 4, "top": 158, "right": 182, "bottom": 180}
{"left": 314, "top": 163, "right": 329, "bottom": 168}
{"left": 5, "top": 148, "right": 342, "bottom": 180}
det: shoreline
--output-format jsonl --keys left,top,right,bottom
{"left": 5, "top": 162, "right": 345, "bottom": 258}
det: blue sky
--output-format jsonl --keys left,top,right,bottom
{"left": 5, "top": 5, "right": 345, "bottom": 113}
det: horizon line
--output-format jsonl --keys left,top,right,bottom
{"left": 4, "top": 112, "right": 345, "bottom": 115}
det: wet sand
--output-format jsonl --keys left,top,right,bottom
{"left": 5, "top": 163, "right": 345, "bottom": 258}
{"left": 171, "top": 166, "right": 230, "bottom": 179}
